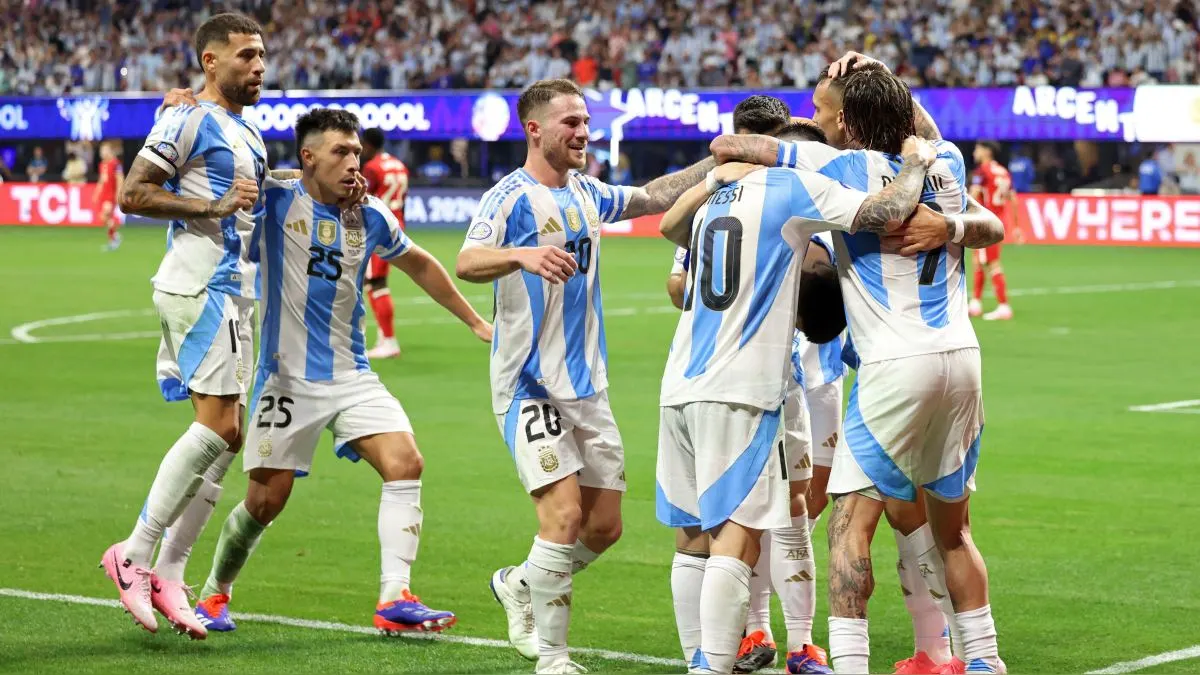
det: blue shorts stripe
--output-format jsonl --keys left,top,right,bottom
{"left": 176, "top": 289, "right": 227, "bottom": 392}
{"left": 697, "top": 407, "right": 781, "bottom": 531}
{"left": 924, "top": 425, "right": 983, "bottom": 500}
{"left": 655, "top": 481, "right": 701, "bottom": 528}
{"left": 844, "top": 379, "right": 916, "bottom": 501}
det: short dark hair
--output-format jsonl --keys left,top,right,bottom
{"left": 839, "top": 68, "right": 916, "bottom": 156}
{"left": 797, "top": 260, "right": 846, "bottom": 344}
{"left": 816, "top": 60, "right": 889, "bottom": 98}
{"left": 977, "top": 140, "right": 1001, "bottom": 156}
{"left": 294, "top": 108, "right": 360, "bottom": 165}
{"left": 733, "top": 95, "right": 791, "bottom": 135}
{"left": 193, "top": 13, "right": 263, "bottom": 68}
{"left": 775, "top": 120, "right": 827, "bottom": 144}
{"left": 517, "top": 79, "right": 583, "bottom": 126}
{"left": 361, "top": 128, "right": 385, "bottom": 150}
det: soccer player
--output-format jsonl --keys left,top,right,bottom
{"left": 713, "top": 62, "right": 1007, "bottom": 674}
{"left": 455, "top": 78, "right": 721, "bottom": 674}
{"left": 969, "top": 142, "right": 1015, "bottom": 321}
{"left": 94, "top": 142, "right": 124, "bottom": 250}
{"left": 192, "top": 108, "right": 491, "bottom": 634}
{"left": 656, "top": 125, "right": 940, "bottom": 674}
{"left": 360, "top": 127, "right": 410, "bottom": 359}
{"left": 102, "top": 13, "right": 286, "bottom": 639}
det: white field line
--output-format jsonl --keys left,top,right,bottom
{"left": 7, "top": 279, "right": 1200, "bottom": 346}
{"left": 1127, "top": 399, "right": 1200, "bottom": 414}
{"left": 0, "top": 587, "right": 683, "bottom": 667}
{"left": 1086, "top": 645, "right": 1200, "bottom": 674}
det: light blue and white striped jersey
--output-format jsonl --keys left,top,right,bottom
{"left": 463, "top": 169, "right": 635, "bottom": 415}
{"left": 139, "top": 101, "right": 267, "bottom": 299}
{"left": 776, "top": 140, "right": 978, "bottom": 365}
{"left": 251, "top": 178, "right": 411, "bottom": 381}
{"left": 790, "top": 232, "right": 847, "bottom": 389}
{"left": 660, "top": 168, "right": 868, "bottom": 410}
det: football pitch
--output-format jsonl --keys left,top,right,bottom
{"left": 1, "top": 226, "right": 1198, "bottom": 674}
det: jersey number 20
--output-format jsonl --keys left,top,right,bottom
{"left": 685, "top": 216, "right": 742, "bottom": 311}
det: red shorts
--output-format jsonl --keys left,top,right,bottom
{"left": 975, "top": 245, "right": 1002, "bottom": 265}
{"left": 367, "top": 254, "right": 389, "bottom": 281}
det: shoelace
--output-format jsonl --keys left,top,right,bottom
{"left": 134, "top": 568, "right": 153, "bottom": 605}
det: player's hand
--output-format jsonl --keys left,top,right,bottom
{"left": 901, "top": 136, "right": 938, "bottom": 169}
{"left": 515, "top": 245, "right": 578, "bottom": 283}
{"left": 162, "top": 88, "right": 198, "bottom": 109}
{"left": 827, "top": 51, "right": 889, "bottom": 79}
{"left": 337, "top": 172, "right": 368, "bottom": 209}
{"left": 209, "top": 179, "right": 259, "bottom": 217}
{"left": 713, "top": 161, "right": 761, "bottom": 186}
{"left": 894, "top": 204, "right": 950, "bottom": 255}
{"left": 471, "top": 319, "right": 494, "bottom": 344}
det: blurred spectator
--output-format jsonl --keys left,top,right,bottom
{"left": 418, "top": 145, "right": 452, "bottom": 182}
{"left": 62, "top": 152, "right": 87, "bottom": 184}
{"left": 1008, "top": 146, "right": 1036, "bottom": 193}
{"left": 26, "top": 146, "right": 47, "bottom": 183}
{"left": 1178, "top": 148, "right": 1200, "bottom": 194}
{"left": 1138, "top": 153, "right": 1163, "bottom": 195}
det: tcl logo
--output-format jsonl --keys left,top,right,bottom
{"left": 1018, "top": 194, "right": 1200, "bottom": 247}
{"left": 1, "top": 183, "right": 102, "bottom": 226}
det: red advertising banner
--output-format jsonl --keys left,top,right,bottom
{"left": 1015, "top": 193, "right": 1200, "bottom": 247}
{"left": 0, "top": 182, "right": 122, "bottom": 227}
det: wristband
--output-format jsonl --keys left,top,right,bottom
{"left": 705, "top": 170, "right": 721, "bottom": 194}
{"left": 951, "top": 215, "right": 965, "bottom": 244}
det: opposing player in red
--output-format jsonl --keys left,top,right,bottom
{"left": 361, "top": 127, "right": 410, "bottom": 358}
{"left": 95, "top": 142, "right": 125, "bottom": 251}
{"left": 969, "top": 141, "right": 1017, "bottom": 320}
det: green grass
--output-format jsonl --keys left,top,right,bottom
{"left": 1, "top": 226, "right": 1198, "bottom": 674}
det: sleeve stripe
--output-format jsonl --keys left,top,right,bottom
{"left": 615, "top": 187, "right": 627, "bottom": 220}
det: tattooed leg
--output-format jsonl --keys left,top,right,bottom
{"left": 827, "top": 492, "right": 883, "bottom": 619}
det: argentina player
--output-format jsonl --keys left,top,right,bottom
{"left": 712, "top": 63, "right": 1007, "bottom": 673}
{"left": 456, "top": 78, "right": 725, "bottom": 674}
{"left": 655, "top": 125, "right": 941, "bottom": 673}
{"left": 192, "top": 109, "right": 491, "bottom": 635}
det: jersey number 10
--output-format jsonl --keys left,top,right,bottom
{"left": 685, "top": 216, "right": 743, "bottom": 312}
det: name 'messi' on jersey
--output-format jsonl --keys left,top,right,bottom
{"left": 251, "top": 178, "right": 412, "bottom": 381}
{"left": 139, "top": 102, "right": 268, "bottom": 300}
{"left": 660, "top": 167, "right": 868, "bottom": 411}
{"left": 461, "top": 168, "right": 637, "bottom": 415}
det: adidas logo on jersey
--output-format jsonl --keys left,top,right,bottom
{"left": 547, "top": 593, "right": 572, "bottom": 608}
{"left": 540, "top": 218, "right": 564, "bottom": 236}
{"left": 285, "top": 219, "right": 308, "bottom": 235}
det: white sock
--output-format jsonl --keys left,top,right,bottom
{"left": 505, "top": 560, "right": 531, "bottom": 601}
{"left": 379, "top": 480, "right": 422, "bottom": 603}
{"left": 808, "top": 516, "right": 819, "bottom": 538}
{"left": 155, "top": 450, "right": 236, "bottom": 582}
{"left": 698, "top": 555, "right": 753, "bottom": 674}
{"left": 526, "top": 536, "right": 575, "bottom": 667}
{"left": 772, "top": 518, "right": 816, "bottom": 651}
{"left": 828, "top": 617, "right": 870, "bottom": 673}
{"left": 571, "top": 539, "right": 600, "bottom": 574}
{"left": 201, "top": 501, "right": 266, "bottom": 598}
{"left": 954, "top": 605, "right": 999, "bottom": 665}
{"left": 746, "top": 531, "right": 773, "bottom": 642}
{"left": 671, "top": 552, "right": 707, "bottom": 664}
{"left": 911, "top": 527, "right": 962, "bottom": 660}
{"left": 126, "top": 422, "right": 227, "bottom": 566}
{"left": 895, "top": 527, "right": 951, "bottom": 663}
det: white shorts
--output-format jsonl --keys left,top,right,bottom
{"left": 783, "top": 382, "right": 813, "bottom": 482}
{"left": 656, "top": 402, "right": 790, "bottom": 532}
{"left": 154, "top": 289, "right": 254, "bottom": 403}
{"left": 244, "top": 370, "right": 412, "bottom": 476}
{"left": 496, "top": 390, "right": 626, "bottom": 494}
{"left": 807, "top": 380, "right": 844, "bottom": 468}
{"left": 828, "top": 348, "right": 984, "bottom": 502}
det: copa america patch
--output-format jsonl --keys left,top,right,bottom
{"left": 150, "top": 141, "right": 179, "bottom": 165}
{"left": 467, "top": 221, "right": 493, "bottom": 241}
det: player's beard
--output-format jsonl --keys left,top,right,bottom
{"left": 221, "top": 77, "right": 262, "bottom": 107}
{"left": 547, "top": 141, "right": 587, "bottom": 172}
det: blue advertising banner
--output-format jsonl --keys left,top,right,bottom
{"left": 0, "top": 85, "right": 1152, "bottom": 144}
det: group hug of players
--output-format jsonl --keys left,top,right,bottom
{"left": 96, "top": 11, "right": 1013, "bottom": 675}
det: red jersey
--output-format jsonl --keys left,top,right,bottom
{"left": 971, "top": 160, "right": 1012, "bottom": 216}
{"left": 361, "top": 152, "right": 409, "bottom": 226}
{"left": 98, "top": 157, "right": 123, "bottom": 201}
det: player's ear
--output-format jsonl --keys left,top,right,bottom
{"left": 525, "top": 118, "right": 540, "bottom": 142}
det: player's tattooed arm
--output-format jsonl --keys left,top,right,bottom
{"left": 622, "top": 156, "right": 718, "bottom": 219}
{"left": 914, "top": 101, "right": 942, "bottom": 141}
{"left": 896, "top": 195, "right": 1005, "bottom": 254}
{"left": 850, "top": 137, "right": 937, "bottom": 234}
{"left": 270, "top": 169, "right": 302, "bottom": 180}
{"left": 827, "top": 496, "right": 873, "bottom": 619}
{"left": 709, "top": 134, "right": 779, "bottom": 166}
{"left": 119, "top": 157, "right": 258, "bottom": 219}
{"left": 659, "top": 181, "right": 711, "bottom": 247}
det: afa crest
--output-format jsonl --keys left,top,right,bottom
{"left": 538, "top": 446, "right": 560, "bottom": 473}
{"left": 565, "top": 207, "right": 582, "bottom": 232}
{"left": 583, "top": 201, "right": 599, "bottom": 228}
{"left": 257, "top": 438, "right": 272, "bottom": 458}
{"left": 316, "top": 219, "right": 338, "bottom": 246}
{"left": 344, "top": 228, "right": 364, "bottom": 248}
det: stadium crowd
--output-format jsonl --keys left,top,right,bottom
{"left": 1, "top": 0, "right": 1197, "bottom": 95}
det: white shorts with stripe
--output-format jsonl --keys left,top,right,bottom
{"left": 656, "top": 402, "right": 790, "bottom": 532}
{"left": 154, "top": 289, "right": 254, "bottom": 403}
{"left": 783, "top": 382, "right": 814, "bottom": 482}
{"left": 243, "top": 370, "right": 412, "bottom": 476}
{"left": 827, "top": 348, "right": 984, "bottom": 502}
{"left": 495, "top": 390, "right": 626, "bottom": 494}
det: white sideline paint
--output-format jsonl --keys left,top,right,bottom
{"left": 1085, "top": 645, "right": 1200, "bottom": 674}
{"left": 9, "top": 278, "right": 1200, "bottom": 346}
{"left": 1128, "top": 399, "right": 1200, "bottom": 414}
{"left": 0, "top": 587, "right": 683, "bottom": 667}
